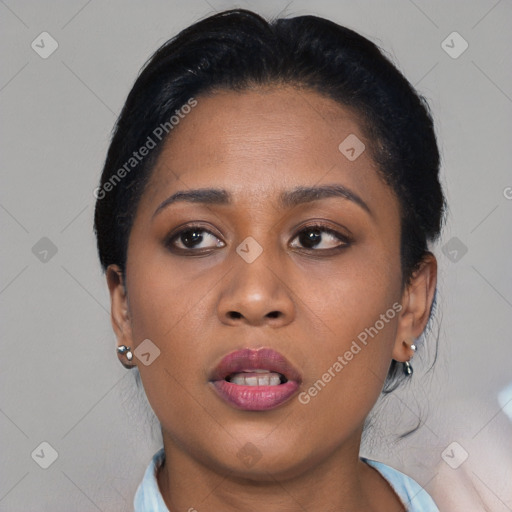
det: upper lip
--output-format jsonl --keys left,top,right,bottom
{"left": 210, "top": 348, "right": 302, "bottom": 383}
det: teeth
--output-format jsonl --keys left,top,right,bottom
{"left": 229, "top": 371, "right": 282, "bottom": 386}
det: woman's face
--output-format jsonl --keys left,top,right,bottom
{"left": 111, "top": 86, "right": 418, "bottom": 479}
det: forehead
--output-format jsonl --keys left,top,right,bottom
{"left": 141, "top": 86, "right": 396, "bottom": 213}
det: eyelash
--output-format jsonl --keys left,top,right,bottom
{"left": 165, "top": 222, "right": 352, "bottom": 255}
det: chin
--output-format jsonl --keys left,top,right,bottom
{"left": 206, "top": 438, "right": 320, "bottom": 483}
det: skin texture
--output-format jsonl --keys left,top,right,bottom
{"left": 107, "top": 86, "right": 438, "bottom": 511}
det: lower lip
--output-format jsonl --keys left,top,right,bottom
{"left": 211, "top": 380, "right": 300, "bottom": 411}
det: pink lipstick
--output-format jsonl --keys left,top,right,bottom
{"left": 209, "top": 348, "right": 302, "bottom": 411}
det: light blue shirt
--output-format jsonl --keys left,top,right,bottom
{"left": 134, "top": 448, "right": 439, "bottom": 511}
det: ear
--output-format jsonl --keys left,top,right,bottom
{"left": 392, "top": 252, "right": 438, "bottom": 362}
{"left": 106, "top": 264, "right": 136, "bottom": 368}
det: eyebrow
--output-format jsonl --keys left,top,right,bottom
{"left": 152, "top": 184, "right": 372, "bottom": 218}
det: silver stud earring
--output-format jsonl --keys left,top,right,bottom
{"left": 403, "top": 341, "right": 416, "bottom": 376}
{"left": 117, "top": 345, "right": 133, "bottom": 361}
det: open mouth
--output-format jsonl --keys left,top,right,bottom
{"left": 210, "top": 348, "right": 301, "bottom": 411}
{"left": 225, "top": 369, "right": 288, "bottom": 386}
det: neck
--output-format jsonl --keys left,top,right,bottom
{"left": 156, "top": 429, "right": 401, "bottom": 512}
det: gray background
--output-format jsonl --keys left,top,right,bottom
{"left": 1, "top": 0, "right": 511, "bottom": 510}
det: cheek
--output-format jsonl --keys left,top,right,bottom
{"left": 296, "top": 297, "right": 398, "bottom": 437}
{"left": 292, "top": 246, "right": 401, "bottom": 412}
{"left": 125, "top": 237, "right": 211, "bottom": 340}
{"left": 294, "top": 235, "right": 401, "bottom": 334}
{"left": 123, "top": 246, "right": 209, "bottom": 406}
{"left": 125, "top": 268, "right": 210, "bottom": 442}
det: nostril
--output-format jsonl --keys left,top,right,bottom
{"left": 228, "top": 311, "right": 242, "bottom": 319}
{"left": 267, "top": 311, "right": 280, "bottom": 319}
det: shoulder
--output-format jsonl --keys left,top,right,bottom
{"left": 134, "top": 448, "right": 169, "bottom": 512}
{"left": 361, "top": 457, "right": 440, "bottom": 512}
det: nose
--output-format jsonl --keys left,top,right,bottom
{"left": 216, "top": 247, "right": 296, "bottom": 327}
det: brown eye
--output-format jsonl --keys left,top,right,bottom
{"left": 290, "top": 225, "right": 351, "bottom": 251}
{"left": 167, "top": 226, "right": 225, "bottom": 251}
